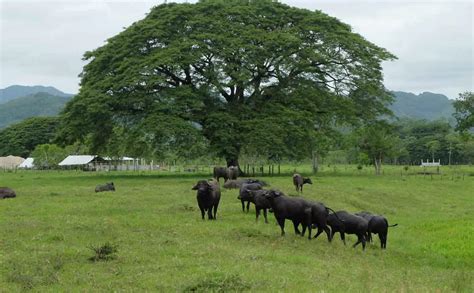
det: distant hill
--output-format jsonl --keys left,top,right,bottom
{"left": 0, "top": 92, "right": 72, "bottom": 129}
{"left": 0, "top": 85, "right": 73, "bottom": 104}
{"left": 390, "top": 91, "right": 455, "bottom": 122}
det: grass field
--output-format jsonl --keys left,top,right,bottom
{"left": 1, "top": 165, "right": 473, "bottom": 292}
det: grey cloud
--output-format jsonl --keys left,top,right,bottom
{"left": 0, "top": 0, "right": 472, "bottom": 98}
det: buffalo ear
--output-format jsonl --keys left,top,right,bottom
{"left": 191, "top": 185, "right": 198, "bottom": 190}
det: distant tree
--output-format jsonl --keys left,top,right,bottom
{"left": 31, "top": 144, "right": 70, "bottom": 169}
{"left": 0, "top": 117, "right": 59, "bottom": 157}
{"left": 453, "top": 91, "right": 474, "bottom": 131}
{"left": 445, "top": 133, "right": 460, "bottom": 165}
{"left": 356, "top": 121, "right": 398, "bottom": 175}
{"left": 425, "top": 140, "right": 440, "bottom": 162}
{"left": 58, "top": 0, "right": 396, "bottom": 169}
{"left": 395, "top": 119, "right": 452, "bottom": 164}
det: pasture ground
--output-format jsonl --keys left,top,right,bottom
{"left": 1, "top": 165, "right": 473, "bottom": 292}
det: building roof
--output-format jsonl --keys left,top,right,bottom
{"left": 58, "top": 155, "right": 98, "bottom": 166}
{"left": 103, "top": 156, "right": 135, "bottom": 161}
{"left": 18, "top": 157, "right": 34, "bottom": 168}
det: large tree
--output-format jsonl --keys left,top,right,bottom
{"left": 59, "top": 0, "right": 395, "bottom": 167}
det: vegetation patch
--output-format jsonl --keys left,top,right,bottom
{"left": 88, "top": 242, "right": 118, "bottom": 262}
{"left": 6, "top": 255, "right": 64, "bottom": 290}
{"left": 183, "top": 273, "right": 251, "bottom": 292}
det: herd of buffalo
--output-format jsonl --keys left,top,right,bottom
{"left": 1, "top": 165, "right": 397, "bottom": 251}
{"left": 192, "top": 166, "right": 398, "bottom": 250}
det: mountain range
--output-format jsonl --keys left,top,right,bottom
{"left": 390, "top": 91, "right": 455, "bottom": 122}
{"left": 0, "top": 85, "right": 74, "bottom": 129}
{"left": 0, "top": 85, "right": 457, "bottom": 129}
{"left": 0, "top": 85, "right": 73, "bottom": 104}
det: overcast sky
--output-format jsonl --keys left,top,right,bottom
{"left": 0, "top": 0, "right": 472, "bottom": 99}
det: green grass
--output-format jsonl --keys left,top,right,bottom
{"left": 1, "top": 165, "right": 473, "bottom": 292}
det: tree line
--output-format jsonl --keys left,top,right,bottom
{"left": 0, "top": 1, "right": 472, "bottom": 172}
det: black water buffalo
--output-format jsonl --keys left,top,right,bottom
{"left": 223, "top": 178, "right": 268, "bottom": 189}
{"left": 238, "top": 189, "right": 271, "bottom": 223}
{"left": 327, "top": 211, "right": 368, "bottom": 250}
{"left": 368, "top": 215, "right": 398, "bottom": 249}
{"left": 292, "top": 173, "right": 312, "bottom": 192}
{"left": 355, "top": 211, "right": 375, "bottom": 222}
{"left": 264, "top": 190, "right": 312, "bottom": 236}
{"left": 304, "top": 202, "right": 335, "bottom": 241}
{"left": 241, "top": 178, "right": 268, "bottom": 186}
{"left": 239, "top": 183, "right": 263, "bottom": 212}
{"left": 95, "top": 182, "right": 115, "bottom": 193}
{"left": 213, "top": 166, "right": 228, "bottom": 182}
{"left": 0, "top": 187, "right": 16, "bottom": 199}
{"left": 355, "top": 211, "right": 375, "bottom": 241}
{"left": 227, "top": 166, "right": 239, "bottom": 180}
{"left": 192, "top": 180, "right": 221, "bottom": 220}
{"left": 355, "top": 211, "right": 398, "bottom": 248}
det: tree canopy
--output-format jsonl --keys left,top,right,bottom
{"left": 453, "top": 91, "right": 474, "bottom": 132}
{"left": 0, "top": 117, "right": 59, "bottom": 158}
{"left": 59, "top": 0, "right": 396, "bottom": 166}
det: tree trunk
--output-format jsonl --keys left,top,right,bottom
{"left": 374, "top": 155, "right": 382, "bottom": 175}
{"left": 312, "top": 151, "right": 319, "bottom": 174}
{"left": 226, "top": 157, "right": 245, "bottom": 176}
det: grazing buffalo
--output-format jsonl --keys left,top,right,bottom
{"left": 238, "top": 189, "right": 271, "bottom": 223}
{"left": 227, "top": 166, "right": 239, "bottom": 180}
{"left": 355, "top": 211, "right": 375, "bottom": 241}
{"left": 292, "top": 173, "right": 312, "bottom": 192}
{"left": 355, "top": 211, "right": 375, "bottom": 222}
{"left": 239, "top": 183, "right": 263, "bottom": 212}
{"left": 0, "top": 187, "right": 16, "bottom": 199}
{"left": 355, "top": 211, "right": 398, "bottom": 248}
{"left": 327, "top": 211, "right": 369, "bottom": 250}
{"left": 304, "top": 202, "right": 334, "bottom": 241}
{"left": 213, "top": 166, "right": 228, "bottom": 182}
{"left": 368, "top": 215, "right": 398, "bottom": 249}
{"left": 223, "top": 180, "right": 240, "bottom": 189}
{"left": 264, "top": 190, "right": 311, "bottom": 236}
{"left": 192, "top": 180, "right": 221, "bottom": 220}
{"left": 224, "top": 178, "right": 268, "bottom": 190}
{"left": 95, "top": 182, "right": 115, "bottom": 193}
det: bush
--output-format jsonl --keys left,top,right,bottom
{"left": 88, "top": 242, "right": 118, "bottom": 262}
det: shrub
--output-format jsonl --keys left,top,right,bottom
{"left": 88, "top": 242, "right": 118, "bottom": 262}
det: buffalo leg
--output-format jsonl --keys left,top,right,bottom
{"left": 208, "top": 208, "right": 213, "bottom": 220}
{"left": 200, "top": 208, "right": 205, "bottom": 220}
{"left": 324, "top": 226, "right": 332, "bottom": 242}
{"left": 263, "top": 209, "right": 268, "bottom": 224}
{"left": 292, "top": 221, "right": 301, "bottom": 235}
{"left": 340, "top": 232, "right": 346, "bottom": 245}
{"left": 379, "top": 233, "right": 387, "bottom": 249}
{"left": 277, "top": 218, "right": 286, "bottom": 236}
{"left": 241, "top": 200, "right": 245, "bottom": 212}
{"left": 353, "top": 234, "right": 365, "bottom": 249}
{"left": 313, "top": 226, "right": 324, "bottom": 240}
{"left": 213, "top": 204, "right": 218, "bottom": 220}
{"left": 330, "top": 230, "right": 336, "bottom": 242}
{"left": 255, "top": 208, "right": 260, "bottom": 222}
{"left": 246, "top": 201, "right": 250, "bottom": 213}
{"left": 301, "top": 223, "right": 307, "bottom": 237}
